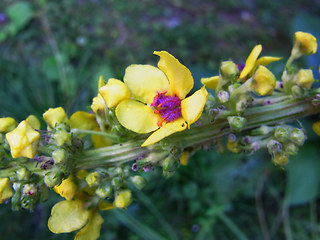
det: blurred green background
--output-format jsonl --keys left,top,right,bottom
{"left": 1, "top": 0, "right": 320, "bottom": 239}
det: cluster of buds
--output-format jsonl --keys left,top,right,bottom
{"left": 0, "top": 31, "right": 319, "bottom": 240}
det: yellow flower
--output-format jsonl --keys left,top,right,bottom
{"left": 91, "top": 76, "right": 108, "bottom": 114}
{"left": 26, "top": 115, "right": 41, "bottom": 130}
{"left": 102, "top": 51, "right": 208, "bottom": 147}
{"left": 312, "top": 121, "right": 320, "bottom": 136}
{"left": 0, "top": 117, "right": 17, "bottom": 133}
{"left": 54, "top": 176, "right": 78, "bottom": 200}
{"left": 0, "top": 178, "right": 14, "bottom": 203}
{"left": 6, "top": 120, "right": 40, "bottom": 158}
{"left": 252, "top": 65, "right": 276, "bottom": 96}
{"left": 114, "top": 190, "right": 132, "bottom": 208}
{"left": 239, "top": 45, "right": 282, "bottom": 80}
{"left": 294, "top": 31, "right": 317, "bottom": 55}
{"left": 70, "top": 111, "right": 99, "bottom": 131}
{"left": 297, "top": 69, "right": 314, "bottom": 89}
{"left": 201, "top": 76, "right": 219, "bottom": 90}
{"left": 43, "top": 107, "right": 68, "bottom": 128}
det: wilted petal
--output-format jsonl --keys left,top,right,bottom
{"left": 116, "top": 99, "right": 160, "bottom": 134}
{"left": 124, "top": 64, "right": 170, "bottom": 104}
{"left": 141, "top": 118, "right": 187, "bottom": 147}
{"left": 154, "top": 51, "right": 194, "bottom": 99}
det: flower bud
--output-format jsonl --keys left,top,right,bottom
{"left": 162, "top": 156, "right": 178, "bottom": 172}
{"left": 290, "top": 128, "right": 306, "bottom": 146}
{"left": 284, "top": 143, "right": 298, "bottom": 156}
{"left": 6, "top": 120, "right": 40, "bottom": 159}
{"left": 131, "top": 176, "right": 146, "bottom": 190}
{"left": 0, "top": 178, "right": 14, "bottom": 203}
{"left": 236, "top": 98, "right": 247, "bottom": 113}
{"left": 76, "top": 169, "right": 89, "bottom": 179}
{"left": 114, "top": 190, "right": 132, "bottom": 208}
{"left": 53, "top": 129, "right": 71, "bottom": 146}
{"left": 220, "top": 61, "right": 239, "bottom": 78}
{"left": 251, "top": 125, "right": 273, "bottom": 135}
{"left": 54, "top": 176, "right": 77, "bottom": 200}
{"left": 291, "top": 85, "right": 304, "bottom": 98}
{"left": 227, "top": 116, "right": 247, "bottom": 132}
{"left": 111, "top": 177, "right": 122, "bottom": 189}
{"left": 43, "top": 107, "right": 68, "bottom": 129}
{"left": 95, "top": 184, "right": 112, "bottom": 199}
{"left": 267, "top": 139, "right": 282, "bottom": 154}
{"left": 16, "top": 168, "right": 31, "bottom": 181}
{"left": 26, "top": 115, "right": 41, "bottom": 130}
{"left": 0, "top": 117, "right": 17, "bottom": 133}
{"left": 297, "top": 69, "right": 314, "bottom": 89}
{"left": 85, "top": 172, "right": 101, "bottom": 187}
{"left": 252, "top": 65, "right": 276, "bottom": 96}
{"left": 272, "top": 152, "right": 289, "bottom": 166}
{"left": 44, "top": 171, "right": 62, "bottom": 188}
{"left": 52, "top": 149, "right": 66, "bottom": 164}
{"left": 217, "top": 90, "right": 229, "bottom": 103}
{"left": 293, "top": 31, "right": 317, "bottom": 56}
{"left": 274, "top": 127, "right": 289, "bottom": 142}
{"left": 312, "top": 121, "right": 320, "bottom": 136}
{"left": 23, "top": 184, "right": 37, "bottom": 195}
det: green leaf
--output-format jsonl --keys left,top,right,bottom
{"left": 6, "top": 2, "right": 33, "bottom": 29}
{"left": 285, "top": 144, "right": 320, "bottom": 205}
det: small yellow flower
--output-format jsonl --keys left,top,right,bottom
{"left": 179, "top": 151, "right": 189, "bottom": 166}
{"left": 102, "top": 51, "right": 208, "bottom": 146}
{"left": 294, "top": 31, "right": 318, "bottom": 55}
{"left": 312, "top": 121, "right": 320, "bottom": 136}
{"left": 297, "top": 69, "right": 314, "bottom": 89}
{"left": 201, "top": 76, "right": 219, "bottom": 90}
{"left": 6, "top": 120, "right": 40, "bottom": 158}
{"left": 54, "top": 176, "right": 78, "bottom": 200}
{"left": 26, "top": 115, "right": 41, "bottom": 130}
{"left": 43, "top": 107, "right": 68, "bottom": 128}
{"left": 252, "top": 65, "right": 277, "bottom": 96}
{"left": 0, "top": 178, "right": 14, "bottom": 203}
{"left": 0, "top": 117, "right": 17, "bottom": 133}
{"left": 239, "top": 45, "right": 282, "bottom": 80}
{"left": 114, "top": 190, "right": 132, "bottom": 208}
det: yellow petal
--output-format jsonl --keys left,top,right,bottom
{"left": 75, "top": 210, "right": 104, "bottom": 240}
{"left": 54, "top": 176, "right": 77, "bottom": 200}
{"left": 98, "top": 200, "right": 115, "bottom": 211}
{"left": 312, "top": 121, "right": 320, "bottom": 136}
{"left": 70, "top": 111, "right": 99, "bottom": 130}
{"left": 48, "top": 200, "right": 90, "bottom": 233}
{"left": 141, "top": 118, "right": 187, "bottom": 147}
{"left": 26, "top": 115, "right": 41, "bottom": 130}
{"left": 0, "top": 117, "right": 17, "bottom": 133}
{"left": 115, "top": 99, "right": 160, "bottom": 134}
{"left": 253, "top": 65, "right": 276, "bottom": 96}
{"left": 255, "top": 56, "right": 283, "bottom": 66}
{"left": 181, "top": 86, "right": 208, "bottom": 127}
{"left": 154, "top": 51, "right": 194, "bottom": 99}
{"left": 201, "top": 76, "right": 219, "bottom": 90}
{"left": 124, "top": 64, "right": 170, "bottom": 104}
{"left": 0, "top": 178, "right": 14, "bottom": 202}
{"left": 91, "top": 94, "right": 106, "bottom": 114}
{"left": 99, "top": 78, "right": 130, "bottom": 108}
{"left": 179, "top": 151, "right": 189, "bottom": 166}
{"left": 43, "top": 107, "right": 68, "bottom": 128}
{"left": 295, "top": 31, "right": 318, "bottom": 55}
{"left": 239, "top": 45, "right": 262, "bottom": 79}
{"left": 114, "top": 190, "right": 132, "bottom": 208}
{"left": 98, "top": 75, "right": 106, "bottom": 88}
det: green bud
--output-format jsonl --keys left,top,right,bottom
{"left": 274, "top": 127, "right": 289, "bottom": 142}
{"left": 162, "top": 156, "right": 178, "bottom": 172}
{"left": 220, "top": 61, "right": 239, "bottom": 78}
{"left": 291, "top": 85, "right": 304, "bottom": 98}
{"left": 236, "top": 98, "right": 247, "bottom": 113}
{"left": 44, "top": 171, "right": 62, "bottom": 188}
{"left": 95, "top": 184, "right": 112, "bottom": 199}
{"left": 284, "top": 143, "right": 298, "bottom": 156}
{"left": 163, "top": 170, "right": 175, "bottom": 178}
{"left": 20, "top": 193, "right": 37, "bottom": 211}
{"left": 86, "top": 172, "right": 101, "bottom": 187}
{"left": 111, "top": 177, "right": 122, "bottom": 189}
{"left": 290, "top": 128, "right": 305, "bottom": 146}
{"left": 39, "top": 183, "right": 49, "bottom": 202}
{"left": 52, "top": 149, "right": 66, "bottom": 164}
{"left": 131, "top": 176, "right": 146, "bottom": 190}
{"left": 16, "top": 168, "right": 31, "bottom": 181}
{"left": 227, "top": 116, "right": 247, "bottom": 132}
{"left": 11, "top": 185, "right": 21, "bottom": 211}
{"left": 251, "top": 125, "right": 273, "bottom": 135}
{"left": 170, "top": 146, "right": 182, "bottom": 160}
{"left": 53, "top": 130, "right": 71, "bottom": 146}
{"left": 106, "top": 109, "right": 118, "bottom": 125}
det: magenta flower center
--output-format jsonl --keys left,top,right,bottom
{"left": 150, "top": 90, "right": 182, "bottom": 127}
